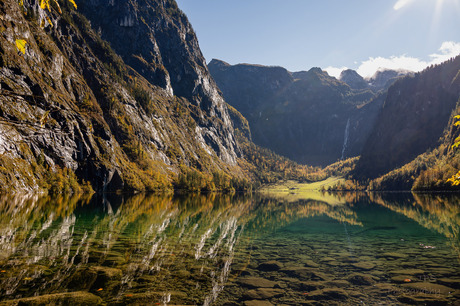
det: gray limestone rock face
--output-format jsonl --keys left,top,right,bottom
{"left": 79, "top": 0, "right": 240, "bottom": 165}
{"left": 0, "top": 0, "right": 241, "bottom": 192}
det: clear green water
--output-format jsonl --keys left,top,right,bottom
{"left": 0, "top": 192, "right": 458, "bottom": 305}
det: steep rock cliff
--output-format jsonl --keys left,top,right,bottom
{"left": 0, "top": 0, "right": 240, "bottom": 192}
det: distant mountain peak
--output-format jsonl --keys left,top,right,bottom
{"left": 367, "top": 69, "right": 413, "bottom": 90}
{"left": 209, "top": 59, "right": 231, "bottom": 68}
{"left": 339, "top": 69, "right": 362, "bottom": 80}
{"left": 338, "top": 68, "right": 413, "bottom": 92}
{"left": 309, "top": 67, "right": 325, "bottom": 73}
{"left": 292, "top": 67, "right": 331, "bottom": 82}
{"left": 368, "top": 68, "right": 412, "bottom": 82}
{"left": 339, "top": 69, "right": 368, "bottom": 90}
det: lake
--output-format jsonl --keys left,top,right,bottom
{"left": 0, "top": 192, "right": 459, "bottom": 305}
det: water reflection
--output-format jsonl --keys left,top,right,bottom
{"left": 371, "top": 192, "right": 460, "bottom": 262}
{"left": 0, "top": 193, "right": 253, "bottom": 305}
{"left": 0, "top": 191, "right": 458, "bottom": 305}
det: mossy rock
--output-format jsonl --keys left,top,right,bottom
{"left": 0, "top": 291, "right": 103, "bottom": 305}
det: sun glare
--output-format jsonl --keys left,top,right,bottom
{"left": 393, "top": 0, "right": 414, "bottom": 10}
{"left": 394, "top": 0, "right": 460, "bottom": 11}
{"left": 430, "top": 0, "right": 460, "bottom": 42}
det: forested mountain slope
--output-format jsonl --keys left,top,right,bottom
{"left": 354, "top": 55, "right": 460, "bottom": 180}
{"left": 0, "top": 0, "right": 243, "bottom": 192}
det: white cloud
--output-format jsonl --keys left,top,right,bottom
{"left": 324, "top": 66, "right": 348, "bottom": 79}
{"left": 393, "top": 0, "right": 415, "bottom": 10}
{"left": 356, "top": 41, "right": 460, "bottom": 78}
{"left": 322, "top": 41, "right": 460, "bottom": 80}
{"left": 357, "top": 55, "right": 427, "bottom": 78}
{"left": 430, "top": 41, "right": 460, "bottom": 64}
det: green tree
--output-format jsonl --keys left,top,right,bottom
{"left": 447, "top": 115, "right": 460, "bottom": 186}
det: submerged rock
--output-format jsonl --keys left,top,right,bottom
{"left": 238, "top": 277, "right": 278, "bottom": 289}
{"left": 303, "top": 260, "right": 320, "bottom": 268}
{"left": 66, "top": 268, "right": 98, "bottom": 291}
{"left": 397, "top": 294, "right": 448, "bottom": 305}
{"left": 243, "top": 300, "right": 274, "bottom": 306}
{"left": 401, "top": 282, "right": 454, "bottom": 295}
{"left": 390, "top": 275, "right": 419, "bottom": 284}
{"left": 0, "top": 291, "right": 103, "bottom": 305}
{"left": 286, "top": 280, "right": 325, "bottom": 291}
{"left": 306, "top": 288, "right": 349, "bottom": 301}
{"left": 380, "top": 252, "right": 408, "bottom": 259}
{"left": 325, "top": 280, "right": 350, "bottom": 288}
{"left": 351, "top": 261, "right": 376, "bottom": 270}
{"left": 257, "top": 261, "right": 284, "bottom": 271}
{"left": 347, "top": 273, "right": 375, "bottom": 286}
{"left": 243, "top": 288, "right": 284, "bottom": 300}
{"left": 389, "top": 269, "right": 425, "bottom": 275}
{"left": 437, "top": 278, "right": 460, "bottom": 289}
{"left": 90, "top": 266, "right": 123, "bottom": 291}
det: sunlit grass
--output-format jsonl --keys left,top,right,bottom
{"left": 259, "top": 177, "right": 346, "bottom": 204}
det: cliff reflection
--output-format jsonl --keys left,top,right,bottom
{"left": 370, "top": 192, "right": 460, "bottom": 260}
{"left": 1, "top": 191, "right": 458, "bottom": 304}
{"left": 0, "top": 192, "right": 361, "bottom": 304}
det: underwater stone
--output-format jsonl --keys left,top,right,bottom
{"left": 380, "top": 252, "right": 408, "bottom": 259}
{"left": 389, "top": 269, "right": 425, "bottom": 275}
{"left": 238, "top": 277, "right": 278, "bottom": 289}
{"left": 243, "top": 300, "right": 274, "bottom": 306}
{"left": 347, "top": 273, "right": 375, "bottom": 286}
{"left": 257, "top": 261, "right": 283, "bottom": 271}
{"left": 243, "top": 288, "right": 284, "bottom": 300}
{"left": 1, "top": 291, "right": 103, "bottom": 305}
{"left": 401, "top": 282, "right": 454, "bottom": 295}
{"left": 351, "top": 261, "right": 376, "bottom": 270}
{"left": 306, "top": 288, "right": 349, "bottom": 301}
{"left": 437, "top": 278, "right": 460, "bottom": 289}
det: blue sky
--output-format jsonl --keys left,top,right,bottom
{"left": 175, "top": 0, "right": 460, "bottom": 78}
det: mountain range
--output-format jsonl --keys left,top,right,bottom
{"left": 208, "top": 59, "right": 408, "bottom": 166}
{"left": 0, "top": 0, "right": 459, "bottom": 193}
{"left": 209, "top": 57, "right": 460, "bottom": 190}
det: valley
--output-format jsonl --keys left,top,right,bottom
{"left": 0, "top": 0, "right": 459, "bottom": 194}
{"left": 0, "top": 1, "right": 459, "bottom": 305}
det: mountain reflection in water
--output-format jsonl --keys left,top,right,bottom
{"left": 0, "top": 192, "right": 458, "bottom": 305}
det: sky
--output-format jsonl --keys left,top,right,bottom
{"left": 175, "top": 0, "right": 460, "bottom": 79}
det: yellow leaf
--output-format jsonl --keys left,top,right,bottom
{"left": 15, "top": 39, "right": 27, "bottom": 54}
{"left": 40, "top": 111, "right": 50, "bottom": 127}
{"left": 46, "top": 16, "right": 54, "bottom": 28}
{"left": 40, "top": 18, "right": 46, "bottom": 28}
{"left": 68, "top": 0, "right": 77, "bottom": 9}
{"left": 53, "top": 0, "right": 62, "bottom": 14}
{"left": 454, "top": 115, "right": 460, "bottom": 119}
{"left": 454, "top": 121, "right": 460, "bottom": 126}
{"left": 40, "top": 0, "right": 50, "bottom": 10}
{"left": 18, "top": 0, "right": 24, "bottom": 7}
